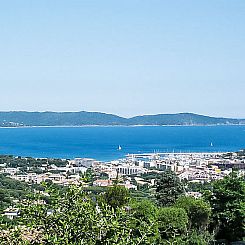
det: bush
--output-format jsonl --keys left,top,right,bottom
{"left": 103, "top": 185, "right": 129, "bottom": 209}
{"left": 175, "top": 196, "right": 211, "bottom": 230}
{"left": 157, "top": 207, "right": 188, "bottom": 241}
{"left": 1, "top": 185, "right": 159, "bottom": 244}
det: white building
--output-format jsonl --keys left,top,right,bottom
{"left": 116, "top": 165, "right": 145, "bottom": 175}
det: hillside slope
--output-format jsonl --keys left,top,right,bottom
{"left": 0, "top": 111, "right": 244, "bottom": 126}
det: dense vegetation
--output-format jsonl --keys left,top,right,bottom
{"left": 0, "top": 111, "right": 244, "bottom": 126}
{"left": 0, "top": 155, "right": 68, "bottom": 174}
{"left": 0, "top": 174, "right": 45, "bottom": 213}
{"left": 0, "top": 170, "right": 244, "bottom": 244}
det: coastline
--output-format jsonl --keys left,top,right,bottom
{"left": 1, "top": 124, "right": 245, "bottom": 128}
{"left": 0, "top": 151, "right": 229, "bottom": 162}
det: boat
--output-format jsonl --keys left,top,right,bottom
{"left": 118, "top": 145, "right": 122, "bottom": 150}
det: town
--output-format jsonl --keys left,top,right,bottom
{"left": 1, "top": 151, "right": 244, "bottom": 243}
{"left": 1, "top": 150, "right": 245, "bottom": 191}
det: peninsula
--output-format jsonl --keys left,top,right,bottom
{"left": 0, "top": 111, "right": 244, "bottom": 127}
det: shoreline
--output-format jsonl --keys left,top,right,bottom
{"left": 1, "top": 124, "right": 245, "bottom": 128}
{"left": 0, "top": 148, "right": 242, "bottom": 163}
{"left": 0, "top": 151, "right": 229, "bottom": 162}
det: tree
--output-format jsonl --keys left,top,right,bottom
{"left": 175, "top": 196, "right": 211, "bottom": 231}
{"left": 80, "top": 168, "right": 95, "bottom": 185}
{"left": 155, "top": 169, "right": 185, "bottom": 206}
{"left": 103, "top": 185, "right": 129, "bottom": 209}
{"left": 130, "top": 199, "right": 158, "bottom": 222}
{"left": 206, "top": 171, "right": 245, "bottom": 242}
{"left": 182, "top": 230, "right": 213, "bottom": 245}
{"left": 127, "top": 199, "right": 160, "bottom": 244}
{"left": 0, "top": 188, "right": 11, "bottom": 211}
{"left": 0, "top": 185, "right": 158, "bottom": 245}
{"left": 157, "top": 207, "right": 188, "bottom": 242}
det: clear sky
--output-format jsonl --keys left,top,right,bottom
{"left": 0, "top": 1, "right": 245, "bottom": 118}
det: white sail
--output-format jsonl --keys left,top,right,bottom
{"left": 118, "top": 145, "right": 122, "bottom": 150}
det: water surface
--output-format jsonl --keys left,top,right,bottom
{"left": 0, "top": 126, "right": 244, "bottom": 161}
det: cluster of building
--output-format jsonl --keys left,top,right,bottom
{"left": 1, "top": 151, "right": 245, "bottom": 220}
{"left": 1, "top": 152, "right": 244, "bottom": 189}
{"left": 94, "top": 151, "right": 244, "bottom": 185}
{"left": 0, "top": 158, "right": 95, "bottom": 185}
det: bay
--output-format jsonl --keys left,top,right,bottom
{"left": 0, "top": 125, "right": 245, "bottom": 161}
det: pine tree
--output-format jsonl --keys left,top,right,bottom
{"left": 155, "top": 169, "right": 185, "bottom": 206}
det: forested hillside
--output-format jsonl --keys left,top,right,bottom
{"left": 0, "top": 111, "right": 244, "bottom": 126}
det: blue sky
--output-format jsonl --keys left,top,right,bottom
{"left": 0, "top": 1, "right": 245, "bottom": 118}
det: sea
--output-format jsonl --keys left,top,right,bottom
{"left": 0, "top": 125, "right": 245, "bottom": 161}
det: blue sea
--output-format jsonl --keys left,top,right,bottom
{"left": 0, "top": 126, "right": 245, "bottom": 161}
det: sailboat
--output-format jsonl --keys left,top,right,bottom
{"left": 210, "top": 142, "right": 213, "bottom": 147}
{"left": 118, "top": 145, "right": 122, "bottom": 151}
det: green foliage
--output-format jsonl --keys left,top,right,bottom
{"left": 157, "top": 207, "right": 188, "bottom": 241}
{"left": 206, "top": 171, "right": 245, "bottom": 242}
{"left": 175, "top": 196, "right": 211, "bottom": 230}
{"left": 128, "top": 199, "right": 160, "bottom": 243}
{"left": 0, "top": 155, "right": 68, "bottom": 173}
{"left": 130, "top": 188, "right": 155, "bottom": 202}
{"left": 2, "top": 169, "right": 243, "bottom": 243}
{"left": 187, "top": 181, "right": 212, "bottom": 193}
{"left": 130, "top": 198, "right": 158, "bottom": 222}
{"left": 103, "top": 185, "right": 130, "bottom": 209}
{"left": 141, "top": 172, "right": 159, "bottom": 180}
{"left": 155, "top": 169, "right": 185, "bottom": 206}
{"left": 0, "top": 174, "right": 33, "bottom": 211}
{"left": 0, "top": 181, "right": 221, "bottom": 244}
{"left": 99, "top": 172, "right": 109, "bottom": 180}
{"left": 83, "top": 186, "right": 107, "bottom": 195}
{"left": 0, "top": 188, "right": 11, "bottom": 211}
{"left": 182, "top": 230, "right": 214, "bottom": 245}
{"left": 1, "top": 185, "right": 158, "bottom": 245}
{"left": 80, "top": 168, "right": 95, "bottom": 185}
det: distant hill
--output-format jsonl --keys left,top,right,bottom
{"left": 128, "top": 113, "right": 245, "bottom": 125}
{"left": 0, "top": 111, "right": 244, "bottom": 127}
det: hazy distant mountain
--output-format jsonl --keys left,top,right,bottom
{"left": 0, "top": 111, "right": 244, "bottom": 127}
{"left": 128, "top": 113, "right": 245, "bottom": 125}
{"left": 0, "top": 111, "right": 126, "bottom": 126}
